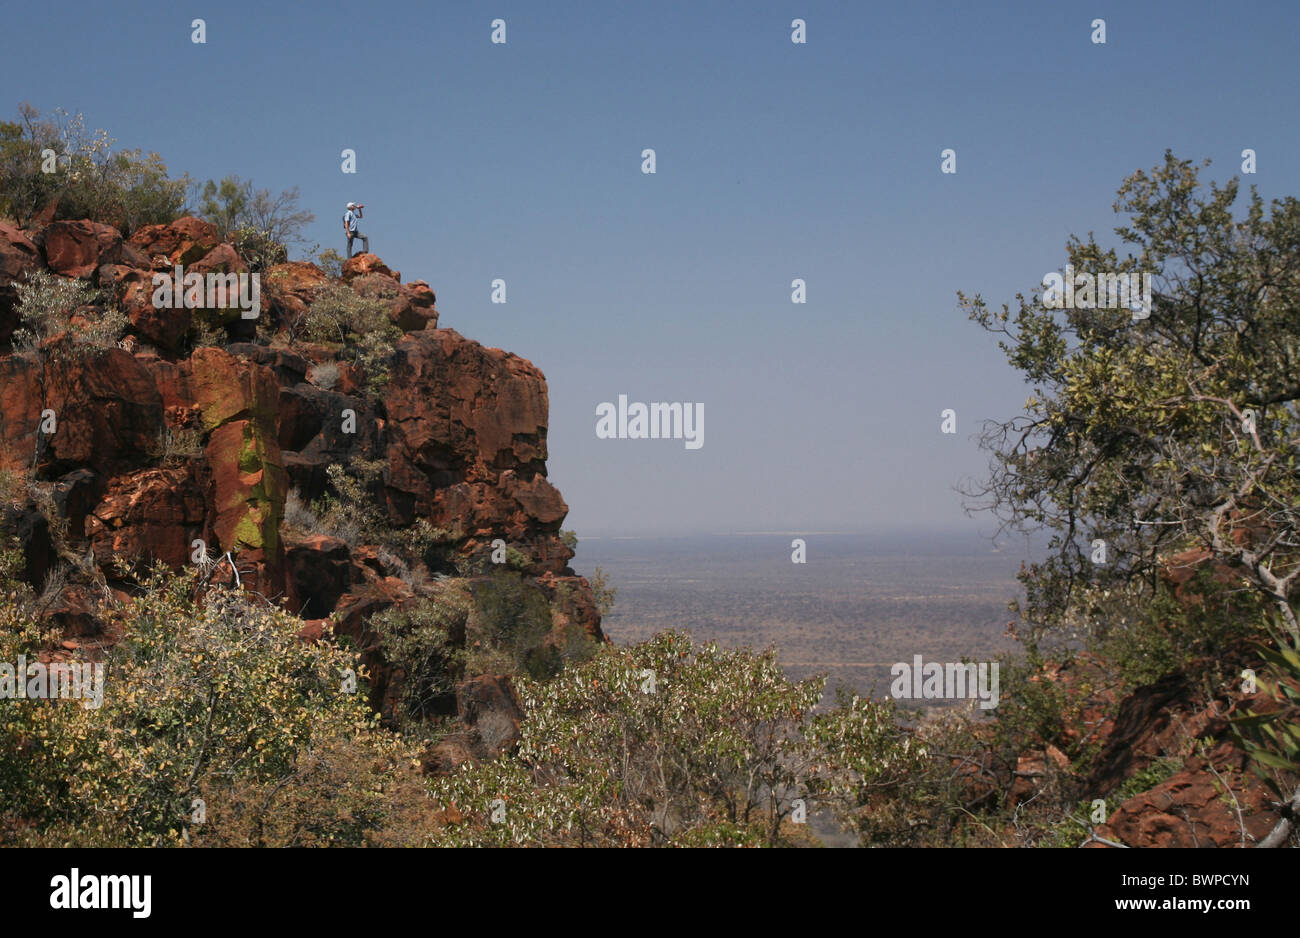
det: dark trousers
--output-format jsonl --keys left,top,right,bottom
{"left": 346, "top": 231, "right": 369, "bottom": 257}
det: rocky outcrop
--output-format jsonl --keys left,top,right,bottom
{"left": 127, "top": 216, "right": 221, "bottom": 265}
{"left": 1011, "top": 634, "right": 1286, "bottom": 848}
{"left": 0, "top": 215, "right": 602, "bottom": 751}
{"left": 383, "top": 328, "right": 571, "bottom": 574}
{"left": 1095, "top": 741, "right": 1280, "bottom": 848}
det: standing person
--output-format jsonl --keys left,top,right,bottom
{"left": 343, "top": 202, "right": 369, "bottom": 257}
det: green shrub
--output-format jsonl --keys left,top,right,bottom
{"left": 587, "top": 566, "right": 617, "bottom": 618}
{"left": 303, "top": 284, "right": 402, "bottom": 393}
{"left": 470, "top": 571, "right": 559, "bottom": 681}
{"left": 369, "top": 590, "right": 471, "bottom": 726}
{"left": 1231, "top": 613, "right": 1300, "bottom": 814}
{"left": 1089, "top": 573, "right": 1268, "bottom": 692}
{"left": 10, "top": 270, "right": 100, "bottom": 350}
{"left": 426, "top": 632, "right": 830, "bottom": 846}
{"left": 313, "top": 248, "right": 345, "bottom": 279}
{"left": 0, "top": 105, "right": 187, "bottom": 233}
{"left": 229, "top": 223, "right": 287, "bottom": 274}
{"left": 0, "top": 565, "right": 393, "bottom": 846}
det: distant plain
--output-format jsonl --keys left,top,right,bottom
{"left": 575, "top": 530, "right": 1035, "bottom": 702}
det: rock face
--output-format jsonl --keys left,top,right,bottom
{"left": 1096, "top": 742, "right": 1280, "bottom": 848}
{"left": 384, "top": 328, "right": 572, "bottom": 574}
{"left": 1012, "top": 635, "right": 1286, "bottom": 848}
{"left": 0, "top": 222, "right": 42, "bottom": 343}
{"left": 0, "top": 346, "right": 163, "bottom": 477}
{"left": 0, "top": 215, "right": 604, "bottom": 713}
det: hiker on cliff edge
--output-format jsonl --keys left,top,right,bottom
{"left": 343, "top": 202, "right": 369, "bottom": 258}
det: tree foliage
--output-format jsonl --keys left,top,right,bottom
{"left": 426, "top": 631, "right": 928, "bottom": 846}
{"left": 962, "top": 152, "right": 1300, "bottom": 643}
{"left": 196, "top": 174, "right": 314, "bottom": 270}
{"left": 0, "top": 103, "right": 187, "bottom": 233}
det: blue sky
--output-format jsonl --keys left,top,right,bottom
{"left": 11, "top": 0, "right": 1299, "bottom": 537}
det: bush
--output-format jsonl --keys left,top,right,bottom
{"left": 303, "top": 284, "right": 402, "bottom": 392}
{"left": 147, "top": 426, "right": 205, "bottom": 468}
{"left": 0, "top": 565, "right": 396, "bottom": 846}
{"left": 305, "top": 461, "right": 448, "bottom": 576}
{"left": 189, "top": 733, "right": 434, "bottom": 847}
{"left": 11, "top": 270, "right": 97, "bottom": 347}
{"left": 0, "top": 105, "right": 187, "bottom": 233}
{"left": 587, "top": 566, "right": 617, "bottom": 618}
{"left": 229, "top": 224, "right": 287, "bottom": 274}
{"left": 313, "top": 248, "right": 345, "bottom": 279}
{"left": 1231, "top": 612, "right": 1300, "bottom": 840}
{"left": 470, "top": 571, "right": 560, "bottom": 681}
{"left": 368, "top": 589, "right": 472, "bottom": 726}
{"left": 196, "top": 175, "right": 313, "bottom": 261}
{"left": 427, "top": 632, "right": 834, "bottom": 845}
{"left": 309, "top": 461, "right": 386, "bottom": 547}
{"left": 282, "top": 488, "right": 319, "bottom": 533}
{"left": 307, "top": 361, "right": 341, "bottom": 390}
{"left": 1089, "top": 573, "right": 1268, "bottom": 692}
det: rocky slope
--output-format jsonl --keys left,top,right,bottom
{"left": 1002, "top": 551, "right": 1289, "bottom": 848}
{"left": 0, "top": 215, "right": 603, "bottom": 754}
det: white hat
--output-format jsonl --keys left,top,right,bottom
{"left": 346, "top": 202, "right": 357, "bottom": 209}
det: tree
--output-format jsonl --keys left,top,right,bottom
{"left": 0, "top": 104, "right": 61, "bottom": 225}
{"left": 195, "top": 176, "right": 250, "bottom": 237}
{"left": 0, "top": 104, "right": 187, "bottom": 233}
{"left": 961, "top": 152, "right": 1300, "bottom": 643}
{"left": 196, "top": 175, "right": 315, "bottom": 269}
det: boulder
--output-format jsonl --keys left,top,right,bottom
{"left": 0, "top": 222, "right": 42, "bottom": 343}
{"left": 350, "top": 272, "right": 438, "bottom": 333}
{"left": 105, "top": 265, "right": 190, "bottom": 352}
{"left": 127, "top": 216, "right": 221, "bottom": 266}
{"left": 1, "top": 503, "right": 53, "bottom": 590}
{"left": 262, "top": 261, "right": 328, "bottom": 333}
{"left": 341, "top": 253, "right": 398, "bottom": 283}
{"left": 226, "top": 342, "right": 310, "bottom": 386}
{"left": 420, "top": 675, "right": 525, "bottom": 777}
{"left": 456, "top": 674, "right": 525, "bottom": 753}
{"left": 40, "top": 584, "right": 102, "bottom": 639}
{"left": 189, "top": 242, "right": 246, "bottom": 275}
{"left": 85, "top": 467, "right": 206, "bottom": 573}
{"left": 51, "top": 468, "right": 102, "bottom": 544}
{"left": 42, "top": 220, "right": 127, "bottom": 278}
